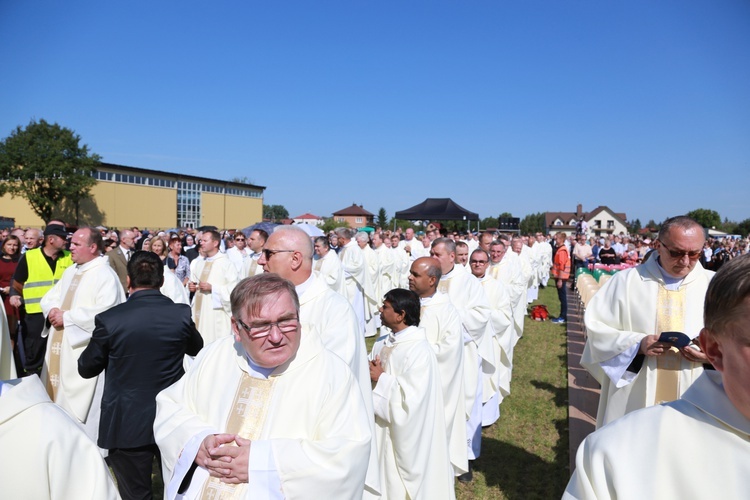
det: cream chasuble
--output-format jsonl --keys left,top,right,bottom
{"left": 155, "top": 333, "right": 371, "bottom": 500}
{"left": 368, "top": 326, "right": 455, "bottom": 500}
{"left": 419, "top": 293, "right": 469, "bottom": 477}
{"left": 313, "top": 249, "right": 345, "bottom": 295}
{"left": 565, "top": 371, "right": 750, "bottom": 500}
{"left": 0, "top": 376, "right": 120, "bottom": 499}
{"left": 40, "top": 256, "right": 125, "bottom": 440}
{"left": 581, "top": 257, "right": 713, "bottom": 428}
{"left": 189, "top": 253, "right": 239, "bottom": 345}
{"left": 478, "top": 274, "right": 514, "bottom": 406}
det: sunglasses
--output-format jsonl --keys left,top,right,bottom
{"left": 659, "top": 241, "right": 701, "bottom": 260}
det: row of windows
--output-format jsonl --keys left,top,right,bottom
{"left": 94, "top": 170, "right": 175, "bottom": 188}
{"left": 553, "top": 218, "right": 616, "bottom": 229}
{"left": 95, "top": 171, "right": 262, "bottom": 198}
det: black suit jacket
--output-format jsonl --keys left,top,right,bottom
{"left": 78, "top": 289, "right": 203, "bottom": 450}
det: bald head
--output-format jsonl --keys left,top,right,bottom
{"left": 409, "top": 257, "right": 442, "bottom": 298}
{"left": 259, "top": 226, "right": 313, "bottom": 285}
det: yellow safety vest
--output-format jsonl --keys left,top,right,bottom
{"left": 22, "top": 248, "right": 73, "bottom": 314}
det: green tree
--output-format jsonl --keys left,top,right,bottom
{"left": 0, "top": 119, "right": 99, "bottom": 223}
{"left": 519, "top": 212, "right": 546, "bottom": 235}
{"left": 735, "top": 218, "right": 750, "bottom": 238}
{"left": 229, "top": 176, "right": 256, "bottom": 184}
{"left": 481, "top": 216, "right": 499, "bottom": 229}
{"left": 263, "top": 204, "right": 289, "bottom": 221}
{"left": 686, "top": 208, "right": 721, "bottom": 228}
{"left": 320, "top": 217, "right": 350, "bottom": 233}
{"left": 376, "top": 207, "right": 388, "bottom": 229}
{"left": 627, "top": 218, "right": 642, "bottom": 234}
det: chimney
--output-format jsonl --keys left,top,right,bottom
{"left": 577, "top": 204, "right": 583, "bottom": 216}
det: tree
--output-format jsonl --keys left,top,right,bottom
{"left": 686, "top": 208, "right": 721, "bottom": 229}
{"left": 0, "top": 119, "right": 99, "bottom": 223}
{"left": 229, "top": 176, "right": 256, "bottom": 184}
{"left": 263, "top": 204, "right": 289, "bottom": 221}
{"left": 481, "top": 216, "right": 499, "bottom": 229}
{"left": 320, "top": 217, "right": 350, "bottom": 233}
{"left": 376, "top": 207, "right": 388, "bottom": 229}
{"left": 519, "top": 212, "right": 546, "bottom": 235}
{"left": 627, "top": 218, "right": 642, "bottom": 234}
{"left": 735, "top": 218, "right": 750, "bottom": 238}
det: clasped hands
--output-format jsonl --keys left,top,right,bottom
{"left": 196, "top": 433, "right": 251, "bottom": 484}
{"left": 188, "top": 281, "right": 212, "bottom": 293}
{"left": 639, "top": 334, "right": 707, "bottom": 363}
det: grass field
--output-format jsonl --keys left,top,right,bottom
{"left": 366, "top": 282, "right": 570, "bottom": 499}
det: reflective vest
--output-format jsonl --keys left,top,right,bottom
{"left": 22, "top": 248, "right": 73, "bottom": 314}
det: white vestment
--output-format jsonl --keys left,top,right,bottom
{"left": 339, "top": 240, "right": 377, "bottom": 335}
{"left": 564, "top": 371, "right": 750, "bottom": 500}
{"left": 390, "top": 246, "right": 410, "bottom": 289}
{"left": 490, "top": 251, "right": 526, "bottom": 341}
{"left": 369, "top": 326, "right": 455, "bottom": 500}
{"left": 419, "top": 292, "right": 469, "bottom": 476}
{"left": 313, "top": 249, "right": 345, "bottom": 295}
{"left": 582, "top": 257, "right": 713, "bottom": 428}
{"left": 296, "top": 274, "right": 380, "bottom": 495}
{"left": 398, "top": 237, "right": 427, "bottom": 261}
{"left": 373, "top": 244, "right": 396, "bottom": 301}
{"left": 162, "top": 267, "right": 190, "bottom": 305}
{"left": 0, "top": 306, "right": 16, "bottom": 379}
{"left": 40, "top": 255, "right": 125, "bottom": 443}
{"left": 155, "top": 334, "right": 371, "bottom": 500}
{"left": 225, "top": 246, "right": 250, "bottom": 276}
{"left": 361, "top": 245, "right": 381, "bottom": 336}
{"left": 478, "top": 274, "right": 514, "bottom": 423}
{"left": 0, "top": 377, "right": 119, "bottom": 499}
{"left": 536, "top": 240, "right": 553, "bottom": 285}
{"left": 438, "top": 264, "right": 491, "bottom": 459}
{"left": 188, "top": 253, "right": 239, "bottom": 345}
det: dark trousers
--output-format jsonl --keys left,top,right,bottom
{"left": 557, "top": 282, "right": 568, "bottom": 320}
{"left": 107, "top": 444, "right": 161, "bottom": 500}
{"left": 20, "top": 312, "right": 46, "bottom": 373}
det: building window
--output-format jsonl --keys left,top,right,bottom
{"left": 607, "top": 220, "right": 614, "bottom": 229}
{"left": 594, "top": 220, "right": 601, "bottom": 228}
{"left": 356, "top": 217, "right": 362, "bottom": 223}
{"left": 554, "top": 219, "right": 563, "bottom": 226}
{"left": 177, "top": 181, "right": 201, "bottom": 228}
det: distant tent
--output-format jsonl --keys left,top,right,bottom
{"left": 394, "top": 198, "right": 479, "bottom": 221}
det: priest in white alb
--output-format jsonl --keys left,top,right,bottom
{"left": 188, "top": 230, "right": 239, "bottom": 345}
{"left": 40, "top": 227, "right": 125, "bottom": 444}
{"left": 565, "top": 253, "right": 750, "bottom": 499}
{"left": 313, "top": 236, "right": 345, "bottom": 295}
{"left": 582, "top": 217, "right": 714, "bottom": 428}
{"left": 155, "top": 274, "right": 371, "bottom": 499}
{"left": 368, "top": 288, "right": 454, "bottom": 499}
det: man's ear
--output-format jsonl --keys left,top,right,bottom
{"left": 231, "top": 318, "right": 242, "bottom": 343}
{"left": 699, "top": 328, "right": 724, "bottom": 372}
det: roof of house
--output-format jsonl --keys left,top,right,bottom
{"left": 545, "top": 205, "right": 627, "bottom": 228}
{"left": 332, "top": 204, "right": 374, "bottom": 217}
{"left": 292, "top": 213, "right": 322, "bottom": 220}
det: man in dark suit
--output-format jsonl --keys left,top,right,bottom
{"left": 79, "top": 251, "right": 203, "bottom": 500}
{"left": 109, "top": 228, "right": 137, "bottom": 294}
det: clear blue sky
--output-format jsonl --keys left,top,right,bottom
{"left": 2, "top": 1, "right": 748, "bottom": 226}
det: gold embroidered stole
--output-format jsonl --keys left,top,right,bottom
{"left": 438, "top": 277, "right": 451, "bottom": 295}
{"left": 199, "top": 372, "right": 276, "bottom": 500}
{"left": 194, "top": 261, "right": 213, "bottom": 326}
{"left": 247, "top": 258, "right": 258, "bottom": 278}
{"left": 314, "top": 258, "right": 323, "bottom": 272}
{"left": 45, "top": 272, "right": 83, "bottom": 400}
{"left": 654, "top": 286, "right": 685, "bottom": 404}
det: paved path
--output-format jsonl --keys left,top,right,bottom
{"left": 565, "top": 286, "right": 600, "bottom": 473}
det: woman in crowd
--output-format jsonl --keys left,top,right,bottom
{"left": 150, "top": 236, "right": 168, "bottom": 264}
{"left": 183, "top": 234, "right": 196, "bottom": 253}
{"left": 166, "top": 234, "right": 190, "bottom": 285}
{"left": 0, "top": 235, "right": 22, "bottom": 340}
{"left": 141, "top": 237, "right": 152, "bottom": 252}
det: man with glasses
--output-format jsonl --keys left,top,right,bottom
{"left": 155, "top": 274, "right": 372, "bottom": 499}
{"left": 225, "top": 230, "right": 250, "bottom": 276}
{"left": 108, "top": 228, "right": 136, "bottom": 294}
{"left": 581, "top": 216, "right": 714, "bottom": 428}
{"left": 188, "top": 230, "right": 239, "bottom": 345}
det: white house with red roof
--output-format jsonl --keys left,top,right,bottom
{"left": 291, "top": 212, "right": 325, "bottom": 226}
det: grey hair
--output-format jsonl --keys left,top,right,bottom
{"left": 431, "top": 237, "right": 455, "bottom": 253}
{"left": 658, "top": 216, "right": 704, "bottom": 242}
{"left": 355, "top": 231, "right": 370, "bottom": 244}
{"left": 334, "top": 227, "right": 355, "bottom": 239}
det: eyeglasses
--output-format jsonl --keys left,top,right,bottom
{"left": 658, "top": 240, "right": 701, "bottom": 260}
{"left": 470, "top": 259, "right": 488, "bottom": 265}
{"left": 262, "top": 249, "right": 295, "bottom": 260}
{"left": 235, "top": 316, "right": 299, "bottom": 339}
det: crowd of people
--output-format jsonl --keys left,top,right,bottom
{"left": 0, "top": 217, "right": 748, "bottom": 499}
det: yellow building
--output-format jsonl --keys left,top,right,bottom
{"left": 0, "top": 162, "right": 265, "bottom": 230}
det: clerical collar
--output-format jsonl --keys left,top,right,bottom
{"left": 419, "top": 293, "right": 436, "bottom": 305}
{"left": 655, "top": 257, "right": 685, "bottom": 289}
{"left": 441, "top": 265, "right": 456, "bottom": 279}
{"left": 296, "top": 273, "right": 314, "bottom": 297}
{"left": 204, "top": 253, "right": 221, "bottom": 262}
{"left": 390, "top": 325, "right": 416, "bottom": 340}
{"left": 243, "top": 352, "right": 276, "bottom": 379}
{"left": 76, "top": 255, "right": 102, "bottom": 272}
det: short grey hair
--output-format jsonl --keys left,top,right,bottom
{"left": 334, "top": 227, "right": 355, "bottom": 239}
{"left": 431, "top": 237, "right": 455, "bottom": 254}
{"left": 658, "top": 216, "right": 704, "bottom": 242}
{"left": 355, "top": 231, "right": 370, "bottom": 244}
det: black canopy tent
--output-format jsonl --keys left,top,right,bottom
{"left": 394, "top": 198, "right": 479, "bottom": 221}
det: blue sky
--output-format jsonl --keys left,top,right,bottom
{"left": 2, "top": 1, "right": 748, "bottom": 226}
